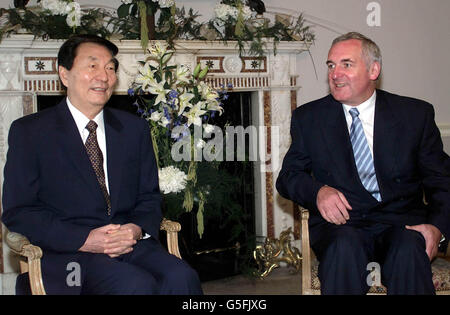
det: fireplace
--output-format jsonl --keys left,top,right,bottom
{"left": 0, "top": 35, "right": 310, "bottom": 286}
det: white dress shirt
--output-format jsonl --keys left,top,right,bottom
{"left": 66, "top": 97, "right": 110, "bottom": 193}
{"left": 342, "top": 91, "right": 376, "bottom": 156}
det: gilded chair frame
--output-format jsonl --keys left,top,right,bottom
{"left": 299, "top": 207, "right": 450, "bottom": 295}
{"left": 5, "top": 218, "right": 182, "bottom": 295}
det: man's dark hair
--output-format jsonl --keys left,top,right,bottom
{"left": 57, "top": 34, "right": 119, "bottom": 72}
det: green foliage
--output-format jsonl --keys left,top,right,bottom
{"left": 174, "top": 7, "right": 203, "bottom": 40}
{"left": 0, "top": 1, "right": 315, "bottom": 62}
{"left": 0, "top": 6, "right": 111, "bottom": 40}
{"left": 109, "top": 4, "right": 205, "bottom": 50}
{"left": 216, "top": 12, "right": 315, "bottom": 57}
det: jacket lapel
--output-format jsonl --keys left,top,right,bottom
{"left": 320, "top": 96, "right": 357, "bottom": 180}
{"left": 373, "top": 90, "right": 402, "bottom": 184}
{"left": 55, "top": 100, "right": 105, "bottom": 201}
{"left": 104, "top": 108, "right": 125, "bottom": 215}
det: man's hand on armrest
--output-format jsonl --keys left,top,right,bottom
{"left": 406, "top": 224, "right": 442, "bottom": 261}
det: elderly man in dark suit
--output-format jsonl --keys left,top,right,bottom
{"left": 2, "top": 35, "right": 202, "bottom": 295}
{"left": 276, "top": 32, "right": 449, "bottom": 294}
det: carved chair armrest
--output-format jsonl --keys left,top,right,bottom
{"left": 5, "top": 231, "right": 46, "bottom": 295}
{"left": 6, "top": 231, "right": 31, "bottom": 254}
{"left": 160, "top": 218, "right": 182, "bottom": 259}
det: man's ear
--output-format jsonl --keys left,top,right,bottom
{"left": 369, "top": 61, "right": 381, "bottom": 81}
{"left": 58, "top": 65, "right": 69, "bottom": 88}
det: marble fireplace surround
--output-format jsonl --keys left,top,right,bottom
{"left": 0, "top": 35, "right": 310, "bottom": 283}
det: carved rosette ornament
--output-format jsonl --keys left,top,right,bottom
{"left": 223, "top": 56, "right": 242, "bottom": 73}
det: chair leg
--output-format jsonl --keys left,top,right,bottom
{"left": 300, "top": 207, "right": 313, "bottom": 294}
{"left": 166, "top": 230, "right": 182, "bottom": 259}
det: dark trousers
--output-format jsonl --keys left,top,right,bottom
{"left": 18, "top": 238, "right": 203, "bottom": 295}
{"left": 310, "top": 221, "right": 435, "bottom": 295}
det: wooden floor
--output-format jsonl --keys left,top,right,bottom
{"left": 201, "top": 267, "right": 302, "bottom": 295}
{"left": 201, "top": 256, "right": 450, "bottom": 295}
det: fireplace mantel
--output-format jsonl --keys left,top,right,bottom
{"left": 0, "top": 35, "right": 310, "bottom": 94}
{"left": 0, "top": 35, "right": 309, "bottom": 289}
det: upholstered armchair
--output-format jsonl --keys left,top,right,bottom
{"left": 300, "top": 207, "right": 450, "bottom": 295}
{"left": 5, "top": 218, "right": 182, "bottom": 295}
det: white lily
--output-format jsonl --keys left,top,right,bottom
{"left": 176, "top": 64, "right": 191, "bottom": 84}
{"left": 148, "top": 41, "right": 169, "bottom": 59}
{"left": 150, "top": 110, "right": 163, "bottom": 122}
{"left": 177, "top": 91, "right": 195, "bottom": 116}
{"left": 159, "top": 116, "right": 170, "bottom": 128}
{"left": 65, "top": 2, "right": 82, "bottom": 27}
{"left": 199, "top": 81, "right": 220, "bottom": 102}
{"left": 149, "top": 80, "right": 170, "bottom": 105}
{"left": 135, "top": 63, "right": 157, "bottom": 91}
{"left": 184, "top": 102, "right": 207, "bottom": 127}
{"left": 66, "top": 11, "right": 81, "bottom": 28}
{"left": 206, "top": 100, "right": 224, "bottom": 114}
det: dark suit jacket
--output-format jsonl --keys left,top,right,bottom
{"left": 276, "top": 90, "right": 450, "bottom": 238}
{"left": 2, "top": 99, "right": 162, "bottom": 253}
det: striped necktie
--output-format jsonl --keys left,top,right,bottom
{"left": 349, "top": 108, "right": 381, "bottom": 201}
{"left": 85, "top": 120, "right": 111, "bottom": 215}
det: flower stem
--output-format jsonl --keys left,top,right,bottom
{"left": 138, "top": 1, "right": 149, "bottom": 51}
{"left": 150, "top": 126, "right": 159, "bottom": 169}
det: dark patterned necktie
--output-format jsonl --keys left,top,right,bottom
{"left": 85, "top": 120, "right": 111, "bottom": 215}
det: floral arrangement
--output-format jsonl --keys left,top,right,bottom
{"left": 214, "top": 1, "right": 253, "bottom": 24}
{"left": 212, "top": 0, "right": 253, "bottom": 38}
{"left": 40, "top": 0, "right": 82, "bottom": 29}
{"left": 128, "top": 41, "right": 233, "bottom": 238}
{"left": 115, "top": 0, "right": 176, "bottom": 50}
{"left": 0, "top": 0, "right": 315, "bottom": 59}
{"left": 0, "top": 0, "right": 111, "bottom": 39}
{"left": 208, "top": 0, "right": 315, "bottom": 57}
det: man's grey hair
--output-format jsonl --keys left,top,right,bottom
{"left": 332, "top": 32, "right": 382, "bottom": 70}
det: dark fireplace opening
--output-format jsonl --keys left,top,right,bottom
{"left": 37, "top": 92, "right": 256, "bottom": 282}
{"left": 174, "top": 92, "right": 256, "bottom": 281}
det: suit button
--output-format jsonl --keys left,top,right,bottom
{"left": 395, "top": 178, "right": 401, "bottom": 183}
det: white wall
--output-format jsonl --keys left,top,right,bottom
{"left": 2, "top": 0, "right": 448, "bottom": 114}
{"left": 1, "top": 0, "right": 449, "bottom": 143}
{"left": 276, "top": 0, "right": 450, "bottom": 150}
{"left": 270, "top": 0, "right": 450, "bottom": 122}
